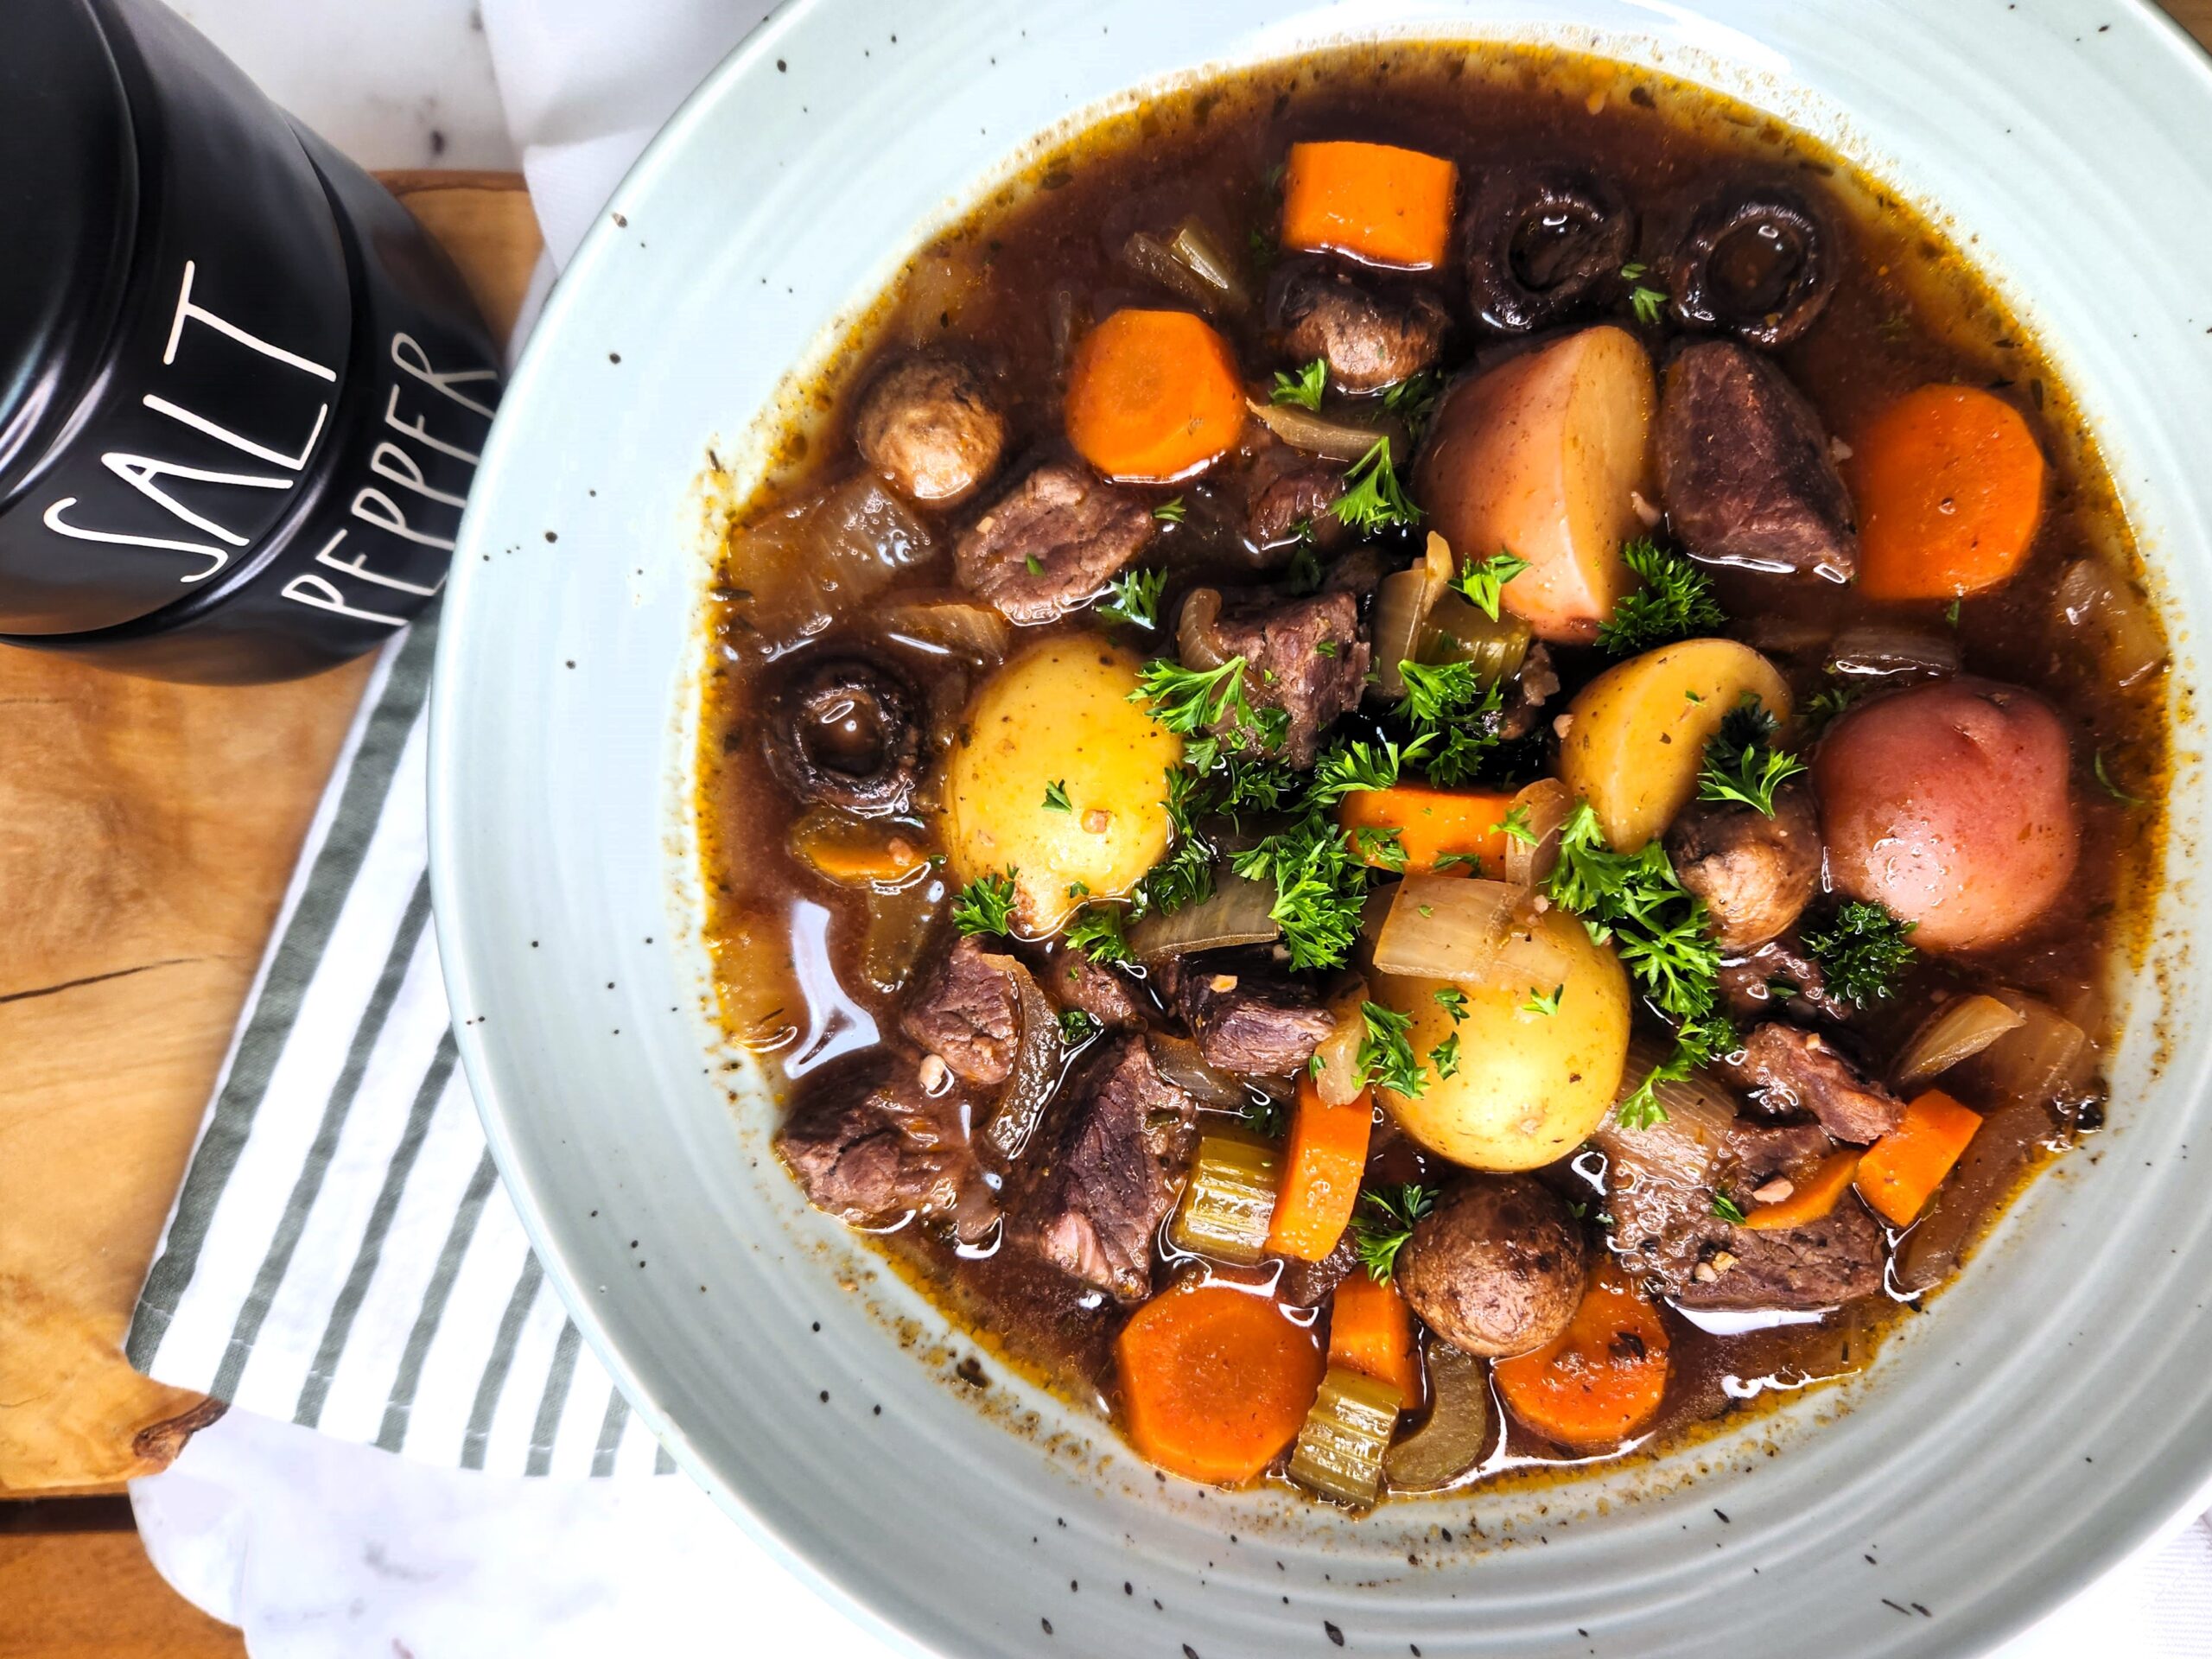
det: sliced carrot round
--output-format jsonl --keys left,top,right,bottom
{"left": 1116, "top": 1281, "right": 1324, "bottom": 1484}
{"left": 1281, "top": 140, "right": 1459, "bottom": 270}
{"left": 1853, "top": 384, "right": 2045, "bottom": 601}
{"left": 1493, "top": 1257, "right": 1668, "bottom": 1451}
{"left": 1064, "top": 308, "right": 1246, "bottom": 482}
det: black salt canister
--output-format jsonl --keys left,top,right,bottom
{"left": 0, "top": 0, "right": 503, "bottom": 683}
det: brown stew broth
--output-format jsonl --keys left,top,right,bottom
{"left": 693, "top": 44, "right": 2168, "bottom": 1497}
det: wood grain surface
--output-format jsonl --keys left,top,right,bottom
{"left": 0, "top": 175, "right": 541, "bottom": 1502}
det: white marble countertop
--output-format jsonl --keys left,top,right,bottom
{"left": 171, "top": 0, "right": 516, "bottom": 170}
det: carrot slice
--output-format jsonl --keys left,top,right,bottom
{"left": 1854, "top": 1089, "right": 1983, "bottom": 1227}
{"left": 1853, "top": 385, "right": 2046, "bottom": 601}
{"left": 1328, "top": 1274, "right": 1422, "bottom": 1407}
{"left": 1493, "top": 1258, "right": 1668, "bottom": 1451}
{"left": 785, "top": 808, "right": 930, "bottom": 886}
{"left": 1338, "top": 784, "right": 1518, "bottom": 875}
{"left": 1738, "top": 1148, "right": 1861, "bottom": 1232}
{"left": 1281, "top": 141, "right": 1458, "bottom": 270}
{"left": 1267, "top": 1074, "right": 1374, "bottom": 1262}
{"left": 1064, "top": 308, "right": 1246, "bottom": 482}
{"left": 1116, "top": 1281, "right": 1325, "bottom": 1484}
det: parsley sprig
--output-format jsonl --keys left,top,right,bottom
{"left": 1380, "top": 371, "right": 1443, "bottom": 439}
{"left": 1271, "top": 358, "right": 1328, "bottom": 410}
{"left": 1332, "top": 438, "right": 1422, "bottom": 536}
{"left": 1451, "top": 550, "right": 1530, "bottom": 621}
{"left": 1392, "top": 659, "right": 1503, "bottom": 788}
{"left": 1596, "top": 537, "right": 1726, "bottom": 657}
{"left": 1063, "top": 905, "right": 1135, "bottom": 963}
{"left": 1803, "top": 899, "right": 1917, "bottom": 1007}
{"left": 1620, "top": 261, "right": 1669, "bottom": 327}
{"left": 1351, "top": 1184, "right": 1435, "bottom": 1283}
{"left": 1100, "top": 566, "right": 1167, "bottom": 630}
{"left": 1697, "top": 695, "right": 1808, "bottom": 817}
{"left": 951, "top": 872, "right": 1018, "bottom": 938}
{"left": 1355, "top": 1001, "right": 1427, "bottom": 1098}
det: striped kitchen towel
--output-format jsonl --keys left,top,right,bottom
{"left": 125, "top": 609, "right": 669, "bottom": 1478}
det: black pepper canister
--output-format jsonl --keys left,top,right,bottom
{"left": 0, "top": 0, "right": 502, "bottom": 683}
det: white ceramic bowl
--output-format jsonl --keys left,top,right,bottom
{"left": 429, "top": 3, "right": 2212, "bottom": 1655}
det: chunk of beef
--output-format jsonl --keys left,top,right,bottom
{"left": 1243, "top": 438, "right": 1346, "bottom": 552}
{"left": 899, "top": 937, "right": 1029, "bottom": 1084}
{"left": 1595, "top": 1087, "right": 1872, "bottom": 1308}
{"left": 1179, "top": 587, "right": 1370, "bottom": 767}
{"left": 955, "top": 462, "right": 1154, "bottom": 624}
{"left": 1035, "top": 939, "right": 1149, "bottom": 1030}
{"left": 1276, "top": 1232, "right": 1358, "bottom": 1308}
{"left": 1665, "top": 785, "right": 1821, "bottom": 952}
{"left": 1657, "top": 340, "right": 1856, "bottom": 579}
{"left": 1319, "top": 543, "right": 1389, "bottom": 603}
{"left": 1675, "top": 1199, "right": 1885, "bottom": 1312}
{"left": 1271, "top": 264, "right": 1449, "bottom": 391}
{"left": 1014, "top": 1035, "right": 1198, "bottom": 1301}
{"left": 854, "top": 356, "right": 1007, "bottom": 505}
{"left": 1498, "top": 641, "right": 1560, "bottom": 741}
{"left": 1716, "top": 931, "right": 1855, "bottom": 1024}
{"left": 779, "top": 1064, "right": 998, "bottom": 1242}
{"left": 1723, "top": 1022, "right": 1905, "bottom": 1144}
{"left": 1173, "top": 951, "right": 1335, "bottom": 1076}
{"left": 1397, "top": 1177, "right": 1589, "bottom": 1357}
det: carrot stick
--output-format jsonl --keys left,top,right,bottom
{"left": 1854, "top": 1089, "right": 1983, "bottom": 1227}
{"left": 786, "top": 810, "right": 930, "bottom": 886}
{"left": 1337, "top": 785, "right": 1518, "bottom": 875}
{"left": 1281, "top": 141, "right": 1458, "bottom": 270}
{"left": 1116, "top": 1280, "right": 1325, "bottom": 1484}
{"left": 1853, "top": 385, "right": 2045, "bottom": 601}
{"left": 1064, "top": 308, "right": 1247, "bottom": 482}
{"left": 1738, "top": 1148, "right": 1861, "bottom": 1232}
{"left": 1328, "top": 1274, "right": 1422, "bottom": 1407}
{"left": 1266, "top": 1075, "right": 1373, "bottom": 1262}
{"left": 1492, "top": 1258, "right": 1668, "bottom": 1451}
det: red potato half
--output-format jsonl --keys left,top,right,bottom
{"left": 1414, "top": 326, "right": 1656, "bottom": 645}
{"left": 1813, "top": 677, "right": 2080, "bottom": 952}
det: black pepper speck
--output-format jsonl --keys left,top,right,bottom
{"left": 1325, "top": 1622, "right": 1344, "bottom": 1647}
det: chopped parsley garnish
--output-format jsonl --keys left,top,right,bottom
{"left": 1596, "top": 537, "right": 1726, "bottom": 657}
{"left": 2094, "top": 750, "right": 2145, "bottom": 808}
{"left": 1132, "top": 656, "right": 1253, "bottom": 735}
{"left": 1621, "top": 261, "right": 1668, "bottom": 327}
{"left": 1945, "top": 597, "right": 1962, "bottom": 627}
{"left": 1306, "top": 734, "right": 1421, "bottom": 808}
{"left": 1099, "top": 566, "right": 1167, "bottom": 630}
{"left": 1351, "top": 824, "right": 1408, "bottom": 871}
{"left": 1433, "top": 987, "right": 1471, "bottom": 1023}
{"left": 1697, "top": 694, "right": 1808, "bottom": 817}
{"left": 1063, "top": 905, "right": 1135, "bottom": 964}
{"left": 1282, "top": 522, "right": 1325, "bottom": 596}
{"left": 1042, "top": 779, "right": 1073, "bottom": 813}
{"left": 1381, "top": 370, "right": 1443, "bottom": 439}
{"left": 1332, "top": 437, "right": 1422, "bottom": 535}
{"left": 1024, "top": 554, "right": 1045, "bottom": 575}
{"left": 1521, "top": 984, "right": 1565, "bottom": 1018}
{"left": 1241, "top": 1093, "right": 1288, "bottom": 1140}
{"left": 1270, "top": 358, "right": 1328, "bottom": 410}
{"left": 1802, "top": 682, "right": 1858, "bottom": 734}
{"left": 1713, "top": 1192, "right": 1749, "bottom": 1224}
{"left": 1153, "top": 496, "right": 1188, "bottom": 524}
{"left": 1431, "top": 851, "right": 1484, "bottom": 874}
{"left": 1803, "top": 899, "right": 1917, "bottom": 1007}
{"left": 1249, "top": 226, "right": 1278, "bottom": 270}
{"left": 1355, "top": 1001, "right": 1427, "bottom": 1098}
{"left": 951, "top": 871, "right": 1018, "bottom": 938}
{"left": 1428, "top": 1032, "right": 1462, "bottom": 1081}
{"left": 1451, "top": 550, "right": 1530, "bottom": 621}
{"left": 1395, "top": 658, "right": 1483, "bottom": 728}
{"left": 1495, "top": 803, "right": 1536, "bottom": 846}
{"left": 1392, "top": 661, "right": 1503, "bottom": 788}
{"left": 1230, "top": 813, "right": 1367, "bottom": 969}
{"left": 1351, "top": 1184, "right": 1436, "bottom": 1283}
{"left": 1058, "top": 1008, "right": 1101, "bottom": 1045}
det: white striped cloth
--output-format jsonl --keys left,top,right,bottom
{"left": 126, "top": 612, "right": 668, "bottom": 1478}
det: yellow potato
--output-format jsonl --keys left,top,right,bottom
{"left": 943, "top": 636, "right": 1179, "bottom": 933}
{"left": 1375, "top": 906, "right": 1630, "bottom": 1172}
{"left": 1559, "top": 637, "right": 1790, "bottom": 851}
{"left": 1414, "top": 326, "right": 1655, "bottom": 645}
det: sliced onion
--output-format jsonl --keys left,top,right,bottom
{"left": 1964, "top": 989, "right": 2094, "bottom": 1110}
{"left": 1168, "top": 217, "right": 1254, "bottom": 314}
{"left": 1370, "top": 535, "right": 1455, "bottom": 702}
{"left": 1371, "top": 876, "right": 1521, "bottom": 981}
{"left": 722, "top": 474, "right": 935, "bottom": 649}
{"left": 1122, "top": 230, "right": 1227, "bottom": 314}
{"left": 1147, "top": 1033, "right": 1254, "bottom": 1109}
{"left": 858, "top": 876, "right": 945, "bottom": 994}
{"left": 1600, "top": 1033, "right": 1741, "bottom": 1153}
{"left": 1382, "top": 1344, "right": 1487, "bottom": 1492}
{"left": 2056, "top": 556, "right": 2167, "bottom": 688}
{"left": 878, "top": 594, "right": 1012, "bottom": 664}
{"left": 1247, "top": 397, "right": 1400, "bottom": 461}
{"left": 1128, "top": 873, "right": 1281, "bottom": 961}
{"left": 1503, "top": 778, "right": 1573, "bottom": 888}
{"left": 1311, "top": 978, "right": 1373, "bottom": 1107}
{"left": 981, "top": 963, "right": 1066, "bottom": 1161}
{"left": 1824, "top": 626, "right": 1959, "bottom": 680}
{"left": 1176, "top": 586, "right": 1226, "bottom": 671}
{"left": 1421, "top": 590, "right": 1531, "bottom": 685}
{"left": 1048, "top": 288, "right": 1082, "bottom": 383}
{"left": 1891, "top": 993, "right": 2025, "bottom": 1093}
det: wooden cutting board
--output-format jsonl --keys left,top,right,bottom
{"left": 0, "top": 172, "right": 543, "bottom": 1499}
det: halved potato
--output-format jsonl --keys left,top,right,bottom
{"left": 1558, "top": 637, "right": 1790, "bottom": 851}
{"left": 1374, "top": 906, "right": 1630, "bottom": 1172}
{"left": 1414, "top": 326, "right": 1656, "bottom": 645}
{"left": 943, "top": 637, "right": 1179, "bottom": 933}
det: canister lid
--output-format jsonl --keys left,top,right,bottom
{"left": 0, "top": 0, "right": 138, "bottom": 504}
